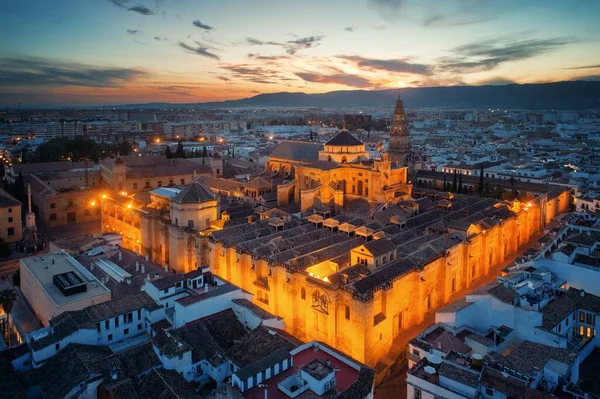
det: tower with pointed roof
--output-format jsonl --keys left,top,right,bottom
{"left": 388, "top": 96, "right": 411, "bottom": 166}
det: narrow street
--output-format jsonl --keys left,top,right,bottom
{"left": 374, "top": 232, "right": 543, "bottom": 398}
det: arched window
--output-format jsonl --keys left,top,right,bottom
{"left": 357, "top": 180, "right": 363, "bottom": 196}
{"left": 301, "top": 287, "right": 306, "bottom": 300}
{"left": 342, "top": 156, "right": 347, "bottom": 163}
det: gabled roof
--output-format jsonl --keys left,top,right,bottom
{"left": 325, "top": 131, "right": 363, "bottom": 147}
{"left": 172, "top": 182, "right": 217, "bottom": 204}
{"left": 360, "top": 239, "right": 396, "bottom": 257}
{"left": 0, "top": 189, "right": 21, "bottom": 208}
{"left": 244, "top": 177, "right": 272, "bottom": 189}
{"left": 268, "top": 140, "right": 321, "bottom": 163}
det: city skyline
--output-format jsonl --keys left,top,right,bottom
{"left": 1, "top": 0, "right": 600, "bottom": 106}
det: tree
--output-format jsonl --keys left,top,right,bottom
{"left": 174, "top": 141, "right": 186, "bottom": 158}
{"left": 443, "top": 174, "right": 448, "bottom": 191}
{"left": 2, "top": 179, "right": 9, "bottom": 192}
{"left": 11, "top": 270, "right": 20, "bottom": 287}
{"left": 509, "top": 176, "right": 516, "bottom": 198}
{"left": 478, "top": 164, "right": 484, "bottom": 193}
{"left": 451, "top": 171, "right": 457, "bottom": 193}
{"left": 0, "top": 289, "right": 18, "bottom": 346}
{"left": 165, "top": 146, "right": 173, "bottom": 159}
{"left": 202, "top": 146, "right": 208, "bottom": 158}
{"left": 458, "top": 173, "right": 463, "bottom": 194}
{"left": 0, "top": 238, "right": 10, "bottom": 258}
{"left": 309, "top": 131, "right": 314, "bottom": 141}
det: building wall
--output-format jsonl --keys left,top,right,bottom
{"left": 206, "top": 202, "right": 545, "bottom": 366}
{"left": 101, "top": 197, "right": 143, "bottom": 254}
{"left": 0, "top": 202, "right": 22, "bottom": 243}
{"left": 35, "top": 187, "right": 104, "bottom": 228}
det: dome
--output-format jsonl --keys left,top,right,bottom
{"left": 172, "top": 182, "right": 217, "bottom": 204}
{"left": 325, "top": 130, "right": 363, "bottom": 147}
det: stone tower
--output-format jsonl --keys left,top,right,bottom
{"left": 388, "top": 96, "right": 411, "bottom": 166}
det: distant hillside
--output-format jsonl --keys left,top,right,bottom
{"left": 116, "top": 81, "right": 600, "bottom": 110}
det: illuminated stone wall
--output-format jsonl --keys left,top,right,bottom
{"left": 205, "top": 200, "right": 546, "bottom": 366}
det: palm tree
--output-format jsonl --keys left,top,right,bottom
{"left": 0, "top": 289, "right": 18, "bottom": 346}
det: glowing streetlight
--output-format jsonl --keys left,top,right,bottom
{"left": 102, "top": 194, "right": 107, "bottom": 199}
{"left": 90, "top": 201, "right": 96, "bottom": 207}
{"left": 127, "top": 204, "right": 132, "bottom": 209}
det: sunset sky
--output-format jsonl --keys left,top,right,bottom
{"left": 1, "top": 0, "right": 599, "bottom": 106}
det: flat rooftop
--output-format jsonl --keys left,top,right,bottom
{"left": 21, "top": 252, "right": 110, "bottom": 306}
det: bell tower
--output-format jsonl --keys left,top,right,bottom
{"left": 389, "top": 96, "right": 411, "bottom": 166}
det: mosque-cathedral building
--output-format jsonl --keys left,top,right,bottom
{"left": 100, "top": 98, "right": 570, "bottom": 366}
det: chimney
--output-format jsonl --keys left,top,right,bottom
{"left": 204, "top": 284, "right": 209, "bottom": 292}
{"left": 145, "top": 254, "right": 149, "bottom": 262}
{"left": 136, "top": 261, "right": 139, "bottom": 272}
{"left": 581, "top": 289, "right": 585, "bottom": 297}
{"left": 437, "top": 342, "right": 442, "bottom": 350}
{"left": 247, "top": 215, "right": 253, "bottom": 223}
{"left": 146, "top": 273, "right": 150, "bottom": 280}
{"left": 164, "top": 263, "right": 169, "bottom": 272}
{"left": 141, "top": 264, "right": 146, "bottom": 273}
{"left": 118, "top": 251, "right": 122, "bottom": 261}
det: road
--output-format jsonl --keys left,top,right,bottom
{"left": 374, "top": 232, "right": 543, "bottom": 398}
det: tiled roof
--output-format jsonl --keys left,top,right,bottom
{"left": 487, "top": 283, "right": 519, "bottom": 304}
{"left": 172, "top": 182, "right": 217, "bottom": 204}
{"left": 501, "top": 341, "right": 576, "bottom": 378}
{"left": 136, "top": 368, "right": 198, "bottom": 398}
{"left": 0, "top": 189, "right": 21, "bottom": 207}
{"left": 362, "top": 238, "right": 395, "bottom": 257}
{"left": 438, "top": 361, "right": 479, "bottom": 388}
{"left": 268, "top": 140, "right": 321, "bottom": 163}
{"left": 325, "top": 131, "right": 363, "bottom": 147}
{"left": 540, "top": 295, "right": 578, "bottom": 330}
{"left": 228, "top": 326, "right": 297, "bottom": 379}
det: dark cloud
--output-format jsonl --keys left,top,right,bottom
{"left": 244, "top": 35, "right": 323, "bottom": 55}
{"left": 345, "top": 26, "right": 355, "bottom": 32}
{"left": 245, "top": 37, "right": 282, "bottom": 46}
{"left": 109, "top": 0, "right": 129, "bottom": 8}
{"left": 439, "top": 37, "right": 576, "bottom": 74}
{"left": 126, "top": 29, "right": 141, "bottom": 35}
{"left": 217, "top": 76, "right": 231, "bottom": 81}
{"left": 285, "top": 36, "right": 323, "bottom": 54}
{"left": 219, "top": 64, "right": 292, "bottom": 84}
{"left": 424, "top": 13, "right": 497, "bottom": 27}
{"left": 294, "top": 72, "right": 373, "bottom": 88}
{"left": 127, "top": 5, "right": 155, "bottom": 15}
{"left": 367, "top": 0, "right": 403, "bottom": 20}
{"left": 247, "top": 53, "right": 290, "bottom": 61}
{"left": 177, "top": 41, "right": 220, "bottom": 60}
{"left": 154, "top": 36, "right": 168, "bottom": 41}
{"left": 339, "top": 55, "right": 431, "bottom": 75}
{"left": 193, "top": 20, "right": 214, "bottom": 31}
{"left": 561, "top": 64, "right": 600, "bottom": 70}
{"left": 0, "top": 56, "right": 146, "bottom": 87}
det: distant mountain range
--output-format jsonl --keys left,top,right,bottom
{"left": 114, "top": 81, "right": 600, "bottom": 110}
